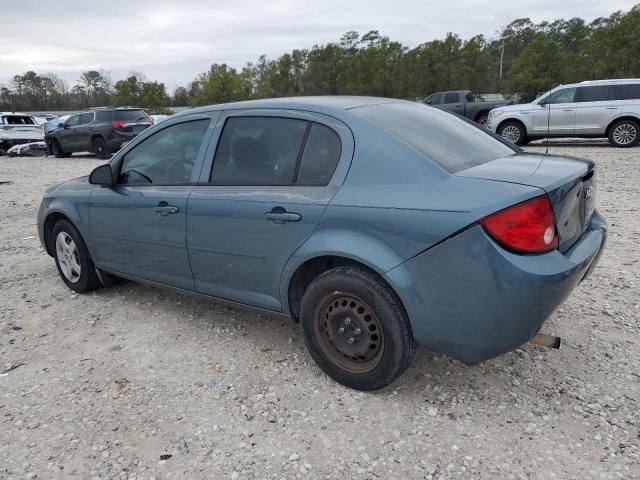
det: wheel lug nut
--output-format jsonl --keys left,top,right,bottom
{"left": 354, "top": 328, "right": 361, "bottom": 335}
{"left": 344, "top": 318, "right": 351, "bottom": 325}
{"left": 347, "top": 337, "right": 354, "bottom": 344}
{"left": 338, "top": 327, "right": 345, "bottom": 334}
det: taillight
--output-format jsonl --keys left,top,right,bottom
{"left": 111, "top": 121, "right": 127, "bottom": 129}
{"left": 479, "top": 195, "right": 558, "bottom": 253}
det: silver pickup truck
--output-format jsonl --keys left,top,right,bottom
{"left": 0, "top": 112, "right": 45, "bottom": 155}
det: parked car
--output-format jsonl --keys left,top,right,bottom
{"left": 49, "top": 107, "right": 152, "bottom": 159}
{"left": 37, "top": 97, "right": 606, "bottom": 390}
{"left": 0, "top": 112, "right": 44, "bottom": 155}
{"left": 488, "top": 79, "right": 640, "bottom": 147}
{"left": 422, "top": 90, "right": 511, "bottom": 126}
{"left": 7, "top": 141, "right": 47, "bottom": 157}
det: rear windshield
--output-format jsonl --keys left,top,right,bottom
{"left": 114, "top": 109, "right": 149, "bottom": 121}
{"left": 2, "top": 115, "right": 36, "bottom": 125}
{"left": 353, "top": 102, "right": 515, "bottom": 173}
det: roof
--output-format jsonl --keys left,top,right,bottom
{"left": 182, "top": 96, "right": 401, "bottom": 117}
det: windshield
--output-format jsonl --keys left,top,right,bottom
{"left": 354, "top": 102, "right": 516, "bottom": 173}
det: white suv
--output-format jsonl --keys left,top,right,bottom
{"left": 487, "top": 79, "right": 640, "bottom": 148}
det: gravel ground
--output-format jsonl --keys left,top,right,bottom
{"left": 1, "top": 142, "right": 638, "bottom": 480}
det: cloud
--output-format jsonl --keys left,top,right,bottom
{"left": 0, "top": 0, "right": 635, "bottom": 90}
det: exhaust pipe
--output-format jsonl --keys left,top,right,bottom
{"left": 528, "top": 334, "right": 561, "bottom": 349}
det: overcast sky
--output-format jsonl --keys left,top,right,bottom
{"left": 0, "top": 0, "right": 636, "bottom": 91}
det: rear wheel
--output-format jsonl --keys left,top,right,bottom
{"left": 92, "top": 137, "right": 110, "bottom": 159}
{"left": 498, "top": 121, "right": 527, "bottom": 146}
{"left": 51, "top": 220, "right": 101, "bottom": 293}
{"left": 608, "top": 119, "right": 639, "bottom": 148}
{"left": 299, "top": 266, "right": 415, "bottom": 391}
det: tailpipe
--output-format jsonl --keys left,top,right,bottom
{"left": 528, "top": 334, "right": 561, "bottom": 349}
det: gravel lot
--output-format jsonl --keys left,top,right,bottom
{"left": 1, "top": 141, "right": 638, "bottom": 480}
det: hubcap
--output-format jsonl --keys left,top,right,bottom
{"left": 613, "top": 123, "right": 637, "bottom": 145}
{"left": 314, "top": 294, "right": 384, "bottom": 374}
{"left": 501, "top": 125, "right": 521, "bottom": 143}
{"left": 55, "top": 232, "right": 81, "bottom": 283}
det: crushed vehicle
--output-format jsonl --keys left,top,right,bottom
{"left": 0, "top": 112, "right": 45, "bottom": 155}
{"left": 7, "top": 141, "right": 47, "bottom": 157}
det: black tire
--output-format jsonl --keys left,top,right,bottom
{"left": 476, "top": 114, "right": 489, "bottom": 128}
{"left": 608, "top": 119, "right": 639, "bottom": 148}
{"left": 497, "top": 121, "right": 527, "bottom": 146}
{"left": 92, "top": 137, "right": 110, "bottom": 159}
{"left": 51, "top": 219, "right": 101, "bottom": 293}
{"left": 52, "top": 139, "right": 71, "bottom": 158}
{"left": 299, "top": 266, "right": 416, "bottom": 391}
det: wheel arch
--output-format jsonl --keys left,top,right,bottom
{"left": 43, "top": 211, "right": 73, "bottom": 256}
{"left": 496, "top": 117, "right": 527, "bottom": 135}
{"left": 605, "top": 115, "right": 640, "bottom": 137}
{"left": 475, "top": 110, "right": 490, "bottom": 122}
{"left": 42, "top": 205, "right": 89, "bottom": 257}
{"left": 285, "top": 253, "right": 406, "bottom": 322}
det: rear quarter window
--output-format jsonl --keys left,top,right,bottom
{"left": 616, "top": 84, "right": 640, "bottom": 100}
{"left": 353, "top": 102, "right": 516, "bottom": 174}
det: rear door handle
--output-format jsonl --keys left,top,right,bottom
{"left": 605, "top": 106, "right": 618, "bottom": 110}
{"left": 154, "top": 202, "right": 179, "bottom": 216}
{"left": 562, "top": 109, "right": 574, "bottom": 112}
{"left": 264, "top": 209, "right": 301, "bottom": 223}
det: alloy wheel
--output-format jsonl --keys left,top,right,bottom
{"left": 55, "top": 231, "right": 81, "bottom": 283}
{"left": 612, "top": 123, "right": 637, "bottom": 146}
{"left": 501, "top": 125, "right": 521, "bottom": 143}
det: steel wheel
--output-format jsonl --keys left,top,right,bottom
{"left": 55, "top": 231, "right": 81, "bottom": 283}
{"left": 501, "top": 125, "right": 521, "bottom": 143}
{"left": 612, "top": 123, "right": 637, "bottom": 146}
{"left": 313, "top": 293, "right": 384, "bottom": 374}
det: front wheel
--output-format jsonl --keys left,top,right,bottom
{"left": 52, "top": 139, "right": 71, "bottom": 158}
{"left": 497, "top": 121, "right": 527, "bottom": 146}
{"left": 476, "top": 114, "right": 488, "bottom": 128}
{"left": 608, "top": 119, "right": 639, "bottom": 148}
{"left": 52, "top": 220, "right": 101, "bottom": 293}
{"left": 299, "top": 267, "right": 416, "bottom": 391}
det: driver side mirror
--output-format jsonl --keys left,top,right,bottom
{"left": 538, "top": 100, "right": 548, "bottom": 107}
{"left": 89, "top": 164, "right": 114, "bottom": 186}
{"left": 58, "top": 122, "right": 66, "bottom": 129}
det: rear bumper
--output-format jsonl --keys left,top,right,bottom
{"left": 385, "top": 210, "right": 607, "bottom": 364}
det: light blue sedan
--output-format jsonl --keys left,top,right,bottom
{"left": 37, "top": 97, "right": 607, "bottom": 390}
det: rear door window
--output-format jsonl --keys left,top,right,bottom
{"left": 210, "top": 117, "right": 308, "bottom": 185}
{"left": 95, "top": 111, "right": 113, "bottom": 122}
{"left": 576, "top": 86, "right": 613, "bottom": 102}
{"left": 615, "top": 84, "right": 640, "bottom": 100}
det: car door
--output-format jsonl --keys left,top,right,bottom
{"left": 574, "top": 85, "right": 619, "bottom": 134}
{"left": 187, "top": 110, "right": 354, "bottom": 311}
{"left": 56, "top": 114, "right": 81, "bottom": 151}
{"left": 89, "top": 115, "right": 215, "bottom": 289}
{"left": 72, "top": 112, "right": 95, "bottom": 152}
{"left": 439, "top": 92, "right": 465, "bottom": 115}
{"left": 532, "top": 87, "right": 577, "bottom": 135}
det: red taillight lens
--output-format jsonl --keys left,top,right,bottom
{"left": 111, "top": 121, "right": 127, "bottom": 129}
{"left": 479, "top": 195, "right": 558, "bottom": 253}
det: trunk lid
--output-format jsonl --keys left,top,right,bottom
{"left": 457, "top": 153, "right": 596, "bottom": 252}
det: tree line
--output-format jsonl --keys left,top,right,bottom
{"left": 1, "top": 5, "right": 638, "bottom": 112}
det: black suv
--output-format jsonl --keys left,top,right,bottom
{"left": 50, "top": 107, "right": 152, "bottom": 159}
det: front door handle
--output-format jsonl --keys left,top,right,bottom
{"left": 265, "top": 208, "right": 301, "bottom": 223}
{"left": 154, "top": 202, "right": 179, "bottom": 216}
{"left": 562, "top": 109, "right": 574, "bottom": 112}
